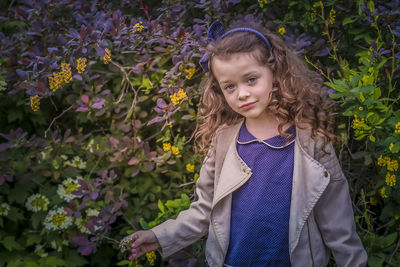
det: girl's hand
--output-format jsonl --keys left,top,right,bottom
{"left": 121, "top": 230, "right": 160, "bottom": 260}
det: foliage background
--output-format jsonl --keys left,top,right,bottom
{"left": 0, "top": 0, "right": 399, "bottom": 266}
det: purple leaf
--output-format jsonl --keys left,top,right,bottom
{"left": 91, "top": 190, "right": 99, "bottom": 200}
{"left": 102, "top": 215, "right": 110, "bottom": 222}
{"left": 0, "top": 176, "right": 5, "bottom": 185}
{"left": 76, "top": 107, "right": 88, "bottom": 112}
{"left": 81, "top": 94, "right": 89, "bottom": 104}
{"left": 87, "top": 220, "right": 95, "bottom": 233}
{"left": 78, "top": 245, "right": 94, "bottom": 256}
{"left": 73, "top": 74, "right": 83, "bottom": 80}
{"left": 157, "top": 98, "right": 167, "bottom": 108}
{"left": 96, "top": 46, "right": 105, "bottom": 57}
{"left": 16, "top": 69, "right": 29, "bottom": 79}
{"left": 69, "top": 28, "right": 80, "bottom": 39}
{"left": 74, "top": 211, "right": 82, "bottom": 218}
{"left": 73, "top": 236, "right": 89, "bottom": 246}
{"left": 91, "top": 98, "right": 105, "bottom": 109}
{"left": 64, "top": 207, "right": 73, "bottom": 216}
{"left": 78, "top": 178, "right": 88, "bottom": 190}
{"left": 113, "top": 202, "right": 122, "bottom": 212}
{"left": 0, "top": 143, "right": 13, "bottom": 152}
{"left": 147, "top": 116, "right": 164, "bottom": 125}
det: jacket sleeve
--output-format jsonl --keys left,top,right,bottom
{"left": 150, "top": 139, "right": 216, "bottom": 258}
{"left": 314, "top": 143, "right": 368, "bottom": 267}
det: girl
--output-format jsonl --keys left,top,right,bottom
{"left": 121, "top": 20, "right": 368, "bottom": 266}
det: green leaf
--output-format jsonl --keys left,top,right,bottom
{"left": 32, "top": 211, "right": 46, "bottom": 229}
{"left": 7, "top": 109, "right": 23, "bottom": 122}
{"left": 369, "top": 135, "right": 376, "bottom": 142}
{"left": 40, "top": 256, "right": 66, "bottom": 266}
{"left": 64, "top": 249, "right": 89, "bottom": 267}
{"left": 26, "top": 234, "right": 42, "bottom": 246}
{"left": 158, "top": 199, "right": 165, "bottom": 213}
{"left": 342, "top": 17, "right": 358, "bottom": 25}
{"left": 367, "top": 253, "right": 385, "bottom": 267}
{"left": 117, "top": 260, "right": 131, "bottom": 266}
{"left": 1, "top": 236, "right": 24, "bottom": 251}
{"left": 139, "top": 218, "right": 150, "bottom": 230}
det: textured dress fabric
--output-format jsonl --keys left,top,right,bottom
{"left": 224, "top": 123, "right": 295, "bottom": 266}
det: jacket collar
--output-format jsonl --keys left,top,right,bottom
{"left": 211, "top": 120, "right": 330, "bottom": 255}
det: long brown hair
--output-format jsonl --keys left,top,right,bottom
{"left": 195, "top": 22, "right": 337, "bottom": 154}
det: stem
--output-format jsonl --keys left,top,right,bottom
{"left": 44, "top": 105, "right": 74, "bottom": 138}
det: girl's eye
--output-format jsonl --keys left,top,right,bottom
{"left": 225, "top": 84, "right": 235, "bottom": 90}
{"left": 248, "top": 77, "right": 257, "bottom": 83}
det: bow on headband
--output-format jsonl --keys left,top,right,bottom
{"left": 199, "top": 20, "right": 273, "bottom": 73}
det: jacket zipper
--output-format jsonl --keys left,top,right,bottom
{"left": 210, "top": 171, "right": 252, "bottom": 267}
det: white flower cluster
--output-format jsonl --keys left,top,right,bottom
{"left": 65, "top": 156, "right": 87, "bottom": 169}
{"left": 57, "top": 177, "right": 81, "bottom": 202}
{"left": 25, "top": 194, "right": 50, "bottom": 212}
{"left": 0, "top": 203, "right": 10, "bottom": 216}
{"left": 44, "top": 207, "right": 73, "bottom": 231}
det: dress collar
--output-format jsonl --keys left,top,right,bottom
{"left": 237, "top": 122, "right": 296, "bottom": 149}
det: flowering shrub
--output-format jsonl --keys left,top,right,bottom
{"left": 0, "top": 0, "right": 399, "bottom": 266}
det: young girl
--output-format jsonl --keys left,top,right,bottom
{"left": 121, "top": 20, "right": 368, "bottom": 267}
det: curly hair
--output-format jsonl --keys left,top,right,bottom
{"left": 195, "top": 22, "right": 337, "bottom": 154}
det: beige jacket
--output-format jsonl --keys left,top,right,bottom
{"left": 152, "top": 121, "right": 367, "bottom": 267}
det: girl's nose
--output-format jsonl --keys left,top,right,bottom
{"left": 238, "top": 87, "right": 250, "bottom": 100}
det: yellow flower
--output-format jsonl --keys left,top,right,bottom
{"left": 380, "top": 187, "right": 388, "bottom": 198}
{"left": 329, "top": 8, "right": 336, "bottom": 24}
{"left": 369, "top": 197, "right": 377, "bottom": 206}
{"left": 186, "top": 163, "right": 195, "bottom": 173}
{"left": 165, "top": 121, "right": 173, "bottom": 128}
{"left": 171, "top": 146, "right": 179, "bottom": 155}
{"left": 389, "top": 143, "right": 394, "bottom": 151}
{"left": 169, "top": 88, "right": 187, "bottom": 106}
{"left": 184, "top": 66, "right": 196, "bottom": 79}
{"left": 278, "top": 27, "right": 286, "bottom": 35}
{"left": 61, "top": 63, "right": 72, "bottom": 83}
{"left": 258, "top": 0, "right": 268, "bottom": 8}
{"left": 385, "top": 172, "right": 396, "bottom": 187}
{"left": 30, "top": 95, "right": 40, "bottom": 112}
{"left": 146, "top": 251, "right": 156, "bottom": 266}
{"left": 358, "top": 106, "right": 363, "bottom": 111}
{"left": 163, "top": 143, "right": 171, "bottom": 152}
{"left": 76, "top": 57, "right": 87, "bottom": 74}
{"left": 104, "top": 48, "right": 111, "bottom": 64}
{"left": 133, "top": 21, "right": 144, "bottom": 32}
{"left": 310, "top": 4, "right": 318, "bottom": 22}
{"left": 48, "top": 71, "right": 64, "bottom": 91}
{"left": 387, "top": 159, "right": 398, "bottom": 172}
{"left": 377, "top": 155, "right": 385, "bottom": 167}
{"left": 395, "top": 122, "right": 400, "bottom": 134}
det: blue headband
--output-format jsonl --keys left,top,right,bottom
{"left": 199, "top": 20, "right": 273, "bottom": 73}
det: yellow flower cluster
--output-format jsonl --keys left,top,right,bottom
{"left": 184, "top": 66, "right": 196, "bottom": 80}
{"left": 352, "top": 115, "right": 370, "bottom": 137}
{"left": 186, "top": 163, "right": 195, "bottom": 173}
{"left": 395, "top": 122, "right": 400, "bottom": 134}
{"left": 278, "top": 27, "right": 286, "bottom": 35}
{"left": 170, "top": 88, "right": 187, "bottom": 106}
{"left": 389, "top": 143, "right": 394, "bottom": 151}
{"left": 162, "top": 143, "right": 180, "bottom": 155}
{"left": 163, "top": 143, "right": 171, "bottom": 152}
{"left": 258, "top": 0, "right": 268, "bottom": 8}
{"left": 377, "top": 155, "right": 398, "bottom": 171}
{"left": 387, "top": 159, "right": 399, "bottom": 172}
{"left": 380, "top": 187, "right": 388, "bottom": 198}
{"left": 369, "top": 197, "right": 377, "bottom": 206}
{"left": 133, "top": 21, "right": 144, "bottom": 32}
{"left": 329, "top": 8, "right": 336, "bottom": 25}
{"left": 146, "top": 251, "right": 156, "bottom": 266}
{"left": 104, "top": 48, "right": 111, "bottom": 64}
{"left": 30, "top": 95, "right": 40, "bottom": 112}
{"left": 76, "top": 57, "right": 87, "bottom": 74}
{"left": 61, "top": 63, "right": 72, "bottom": 83}
{"left": 48, "top": 63, "right": 72, "bottom": 91}
{"left": 171, "top": 146, "right": 180, "bottom": 155}
{"left": 385, "top": 172, "right": 396, "bottom": 187}
{"left": 310, "top": 4, "right": 318, "bottom": 22}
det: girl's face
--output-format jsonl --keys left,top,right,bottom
{"left": 212, "top": 52, "right": 275, "bottom": 125}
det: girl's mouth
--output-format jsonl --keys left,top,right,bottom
{"left": 240, "top": 102, "right": 255, "bottom": 110}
